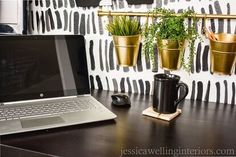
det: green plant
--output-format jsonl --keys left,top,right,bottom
{"left": 142, "top": 8, "right": 200, "bottom": 72}
{"left": 106, "top": 16, "right": 142, "bottom": 36}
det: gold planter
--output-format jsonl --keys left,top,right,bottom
{"left": 112, "top": 35, "right": 141, "bottom": 67}
{"left": 210, "top": 33, "right": 236, "bottom": 75}
{"left": 157, "top": 39, "right": 186, "bottom": 71}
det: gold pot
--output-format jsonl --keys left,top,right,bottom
{"left": 113, "top": 35, "right": 141, "bottom": 67}
{"left": 157, "top": 39, "right": 186, "bottom": 71}
{"left": 210, "top": 33, "right": 236, "bottom": 75}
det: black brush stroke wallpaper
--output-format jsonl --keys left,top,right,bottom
{"left": 23, "top": 0, "right": 236, "bottom": 105}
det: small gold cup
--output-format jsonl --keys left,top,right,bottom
{"left": 210, "top": 33, "right": 236, "bottom": 75}
{"left": 157, "top": 39, "right": 186, "bottom": 71}
{"left": 113, "top": 35, "right": 141, "bottom": 67}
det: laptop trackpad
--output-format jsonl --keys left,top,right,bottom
{"left": 21, "top": 116, "right": 65, "bottom": 128}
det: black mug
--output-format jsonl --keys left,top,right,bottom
{"left": 153, "top": 74, "right": 189, "bottom": 114}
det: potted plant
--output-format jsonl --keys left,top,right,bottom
{"left": 142, "top": 8, "right": 200, "bottom": 72}
{"left": 106, "top": 16, "right": 142, "bottom": 66}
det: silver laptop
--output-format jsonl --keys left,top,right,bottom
{"left": 0, "top": 35, "right": 116, "bottom": 135}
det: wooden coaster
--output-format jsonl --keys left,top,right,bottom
{"left": 142, "top": 107, "right": 182, "bottom": 121}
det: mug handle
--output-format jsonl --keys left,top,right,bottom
{"left": 174, "top": 82, "right": 189, "bottom": 109}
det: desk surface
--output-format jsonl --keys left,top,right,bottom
{"left": 1, "top": 90, "right": 236, "bottom": 157}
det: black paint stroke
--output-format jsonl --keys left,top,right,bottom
{"left": 232, "top": 82, "right": 235, "bottom": 105}
{"left": 74, "top": 12, "right": 79, "bottom": 34}
{"left": 116, "top": 64, "right": 120, "bottom": 71}
{"left": 201, "top": 8, "right": 206, "bottom": 35}
{"left": 47, "top": 9, "right": 55, "bottom": 30}
{"left": 90, "top": 75, "right": 95, "bottom": 89}
{"left": 35, "top": 0, "right": 39, "bottom": 6}
{"left": 45, "top": 10, "right": 50, "bottom": 32}
{"left": 133, "top": 65, "right": 136, "bottom": 72}
{"left": 202, "top": 45, "right": 209, "bottom": 71}
{"left": 138, "top": 80, "right": 144, "bottom": 95}
{"left": 30, "top": 11, "right": 34, "bottom": 31}
{"left": 123, "top": 67, "right": 129, "bottom": 72}
{"left": 53, "top": 0, "right": 57, "bottom": 9}
{"left": 223, "top": 80, "right": 228, "bottom": 104}
{"left": 152, "top": 44, "right": 158, "bottom": 72}
{"left": 105, "top": 40, "right": 109, "bottom": 72}
{"left": 36, "top": 11, "right": 40, "bottom": 32}
{"left": 196, "top": 81, "right": 203, "bottom": 101}
{"left": 164, "top": 70, "right": 170, "bottom": 74}
{"left": 89, "top": 40, "right": 95, "bottom": 70}
{"left": 215, "top": 82, "right": 220, "bottom": 103}
{"left": 75, "top": 0, "right": 100, "bottom": 7}
{"left": 196, "top": 42, "right": 202, "bottom": 73}
{"left": 55, "top": 11, "right": 62, "bottom": 29}
{"left": 106, "top": 77, "right": 110, "bottom": 91}
{"left": 227, "top": 3, "right": 231, "bottom": 33}
{"left": 80, "top": 14, "right": 85, "bottom": 35}
{"left": 214, "top": 1, "right": 224, "bottom": 33}
{"left": 40, "top": 0, "right": 43, "bottom": 7}
{"left": 69, "top": 11, "right": 72, "bottom": 32}
{"left": 46, "top": 0, "right": 50, "bottom": 7}
{"left": 120, "top": 78, "right": 125, "bottom": 93}
{"left": 118, "top": 0, "right": 125, "bottom": 9}
{"left": 190, "top": 81, "right": 196, "bottom": 100}
{"left": 98, "top": 17, "right": 104, "bottom": 35}
{"left": 63, "top": 10, "right": 68, "bottom": 31}
{"left": 58, "top": 0, "right": 63, "bottom": 8}
{"left": 143, "top": 43, "right": 151, "bottom": 70}
{"left": 112, "top": 79, "right": 118, "bottom": 92}
{"left": 109, "top": 41, "right": 115, "bottom": 70}
{"left": 113, "top": 1, "right": 118, "bottom": 9}
{"left": 64, "top": 0, "right": 68, "bottom": 8}
{"left": 177, "top": 9, "right": 183, "bottom": 13}
{"left": 137, "top": 45, "right": 143, "bottom": 72}
{"left": 164, "top": 0, "right": 168, "bottom": 5}
{"left": 132, "top": 80, "right": 138, "bottom": 93}
{"left": 126, "top": 0, "right": 154, "bottom": 5}
{"left": 41, "top": 11, "right": 45, "bottom": 33}
{"left": 127, "top": 77, "right": 132, "bottom": 93}
{"left": 204, "top": 81, "right": 210, "bottom": 102}
{"left": 96, "top": 76, "right": 103, "bottom": 90}
{"left": 92, "top": 12, "right": 96, "bottom": 34}
{"left": 145, "top": 81, "right": 151, "bottom": 95}
{"left": 209, "top": 5, "right": 215, "bottom": 32}
{"left": 69, "top": 0, "right": 75, "bottom": 8}
{"left": 87, "top": 15, "right": 90, "bottom": 34}
{"left": 155, "top": 0, "right": 162, "bottom": 8}
{"left": 99, "top": 39, "right": 104, "bottom": 71}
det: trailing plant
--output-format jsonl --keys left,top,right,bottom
{"left": 106, "top": 16, "right": 142, "bottom": 36}
{"left": 142, "top": 8, "right": 201, "bottom": 72}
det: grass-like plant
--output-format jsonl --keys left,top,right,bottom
{"left": 142, "top": 8, "right": 201, "bottom": 73}
{"left": 106, "top": 16, "right": 142, "bottom": 36}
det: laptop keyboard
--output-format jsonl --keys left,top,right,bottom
{"left": 0, "top": 97, "right": 100, "bottom": 121}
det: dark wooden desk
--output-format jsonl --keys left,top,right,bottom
{"left": 1, "top": 90, "right": 236, "bottom": 157}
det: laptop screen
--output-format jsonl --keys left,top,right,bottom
{"left": 0, "top": 35, "right": 90, "bottom": 103}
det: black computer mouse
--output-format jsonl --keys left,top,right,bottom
{"left": 111, "top": 94, "right": 131, "bottom": 107}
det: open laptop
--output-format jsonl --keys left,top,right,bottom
{"left": 0, "top": 35, "right": 116, "bottom": 135}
